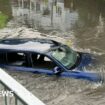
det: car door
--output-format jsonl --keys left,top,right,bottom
{"left": 2, "top": 51, "right": 34, "bottom": 72}
{"left": 1, "top": 51, "right": 57, "bottom": 76}
{"left": 29, "top": 53, "right": 57, "bottom": 75}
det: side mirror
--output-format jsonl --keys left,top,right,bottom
{"left": 53, "top": 66, "right": 62, "bottom": 75}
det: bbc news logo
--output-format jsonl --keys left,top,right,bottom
{"left": 0, "top": 90, "right": 14, "bottom": 97}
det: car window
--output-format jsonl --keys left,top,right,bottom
{"left": 6, "top": 52, "right": 28, "bottom": 67}
{"left": 31, "top": 53, "right": 56, "bottom": 70}
{"left": 51, "top": 46, "right": 78, "bottom": 69}
{"left": 0, "top": 52, "right": 6, "bottom": 64}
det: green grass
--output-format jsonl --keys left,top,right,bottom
{"left": 0, "top": 12, "right": 8, "bottom": 28}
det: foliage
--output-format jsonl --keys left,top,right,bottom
{"left": 0, "top": 12, "right": 8, "bottom": 28}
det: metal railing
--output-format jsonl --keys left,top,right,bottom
{"left": 0, "top": 68, "right": 45, "bottom": 105}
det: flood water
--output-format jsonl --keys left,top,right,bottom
{"left": 1, "top": 0, "right": 105, "bottom": 105}
{"left": 11, "top": 0, "right": 105, "bottom": 54}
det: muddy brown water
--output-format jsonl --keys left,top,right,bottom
{"left": 1, "top": 0, "right": 105, "bottom": 105}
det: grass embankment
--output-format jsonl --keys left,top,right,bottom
{"left": 0, "top": 12, "right": 8, "bottom": 28}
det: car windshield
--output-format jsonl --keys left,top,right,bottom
{"left": 51, "top": 45, "right": 78, "bottom": 69}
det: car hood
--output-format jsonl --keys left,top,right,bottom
{"left": 77, "top": 53, "right": 92, "bottom": 68}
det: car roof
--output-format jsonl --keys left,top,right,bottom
{"left": 0, "top": 38, "right": 61, "bottom": 53}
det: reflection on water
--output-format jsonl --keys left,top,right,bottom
{"left": 11, "top": 0, "right": 105, "bottom": 34}
{"left": 11, "top": 0, "right": 79, "bottom": 32}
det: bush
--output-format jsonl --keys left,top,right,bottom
{"left": 0, "top": 12, "right": 8, "bottom": 28}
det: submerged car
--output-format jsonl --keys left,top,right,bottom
{"left": 0, "top": 38, "right": 102, "bottom": 82}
